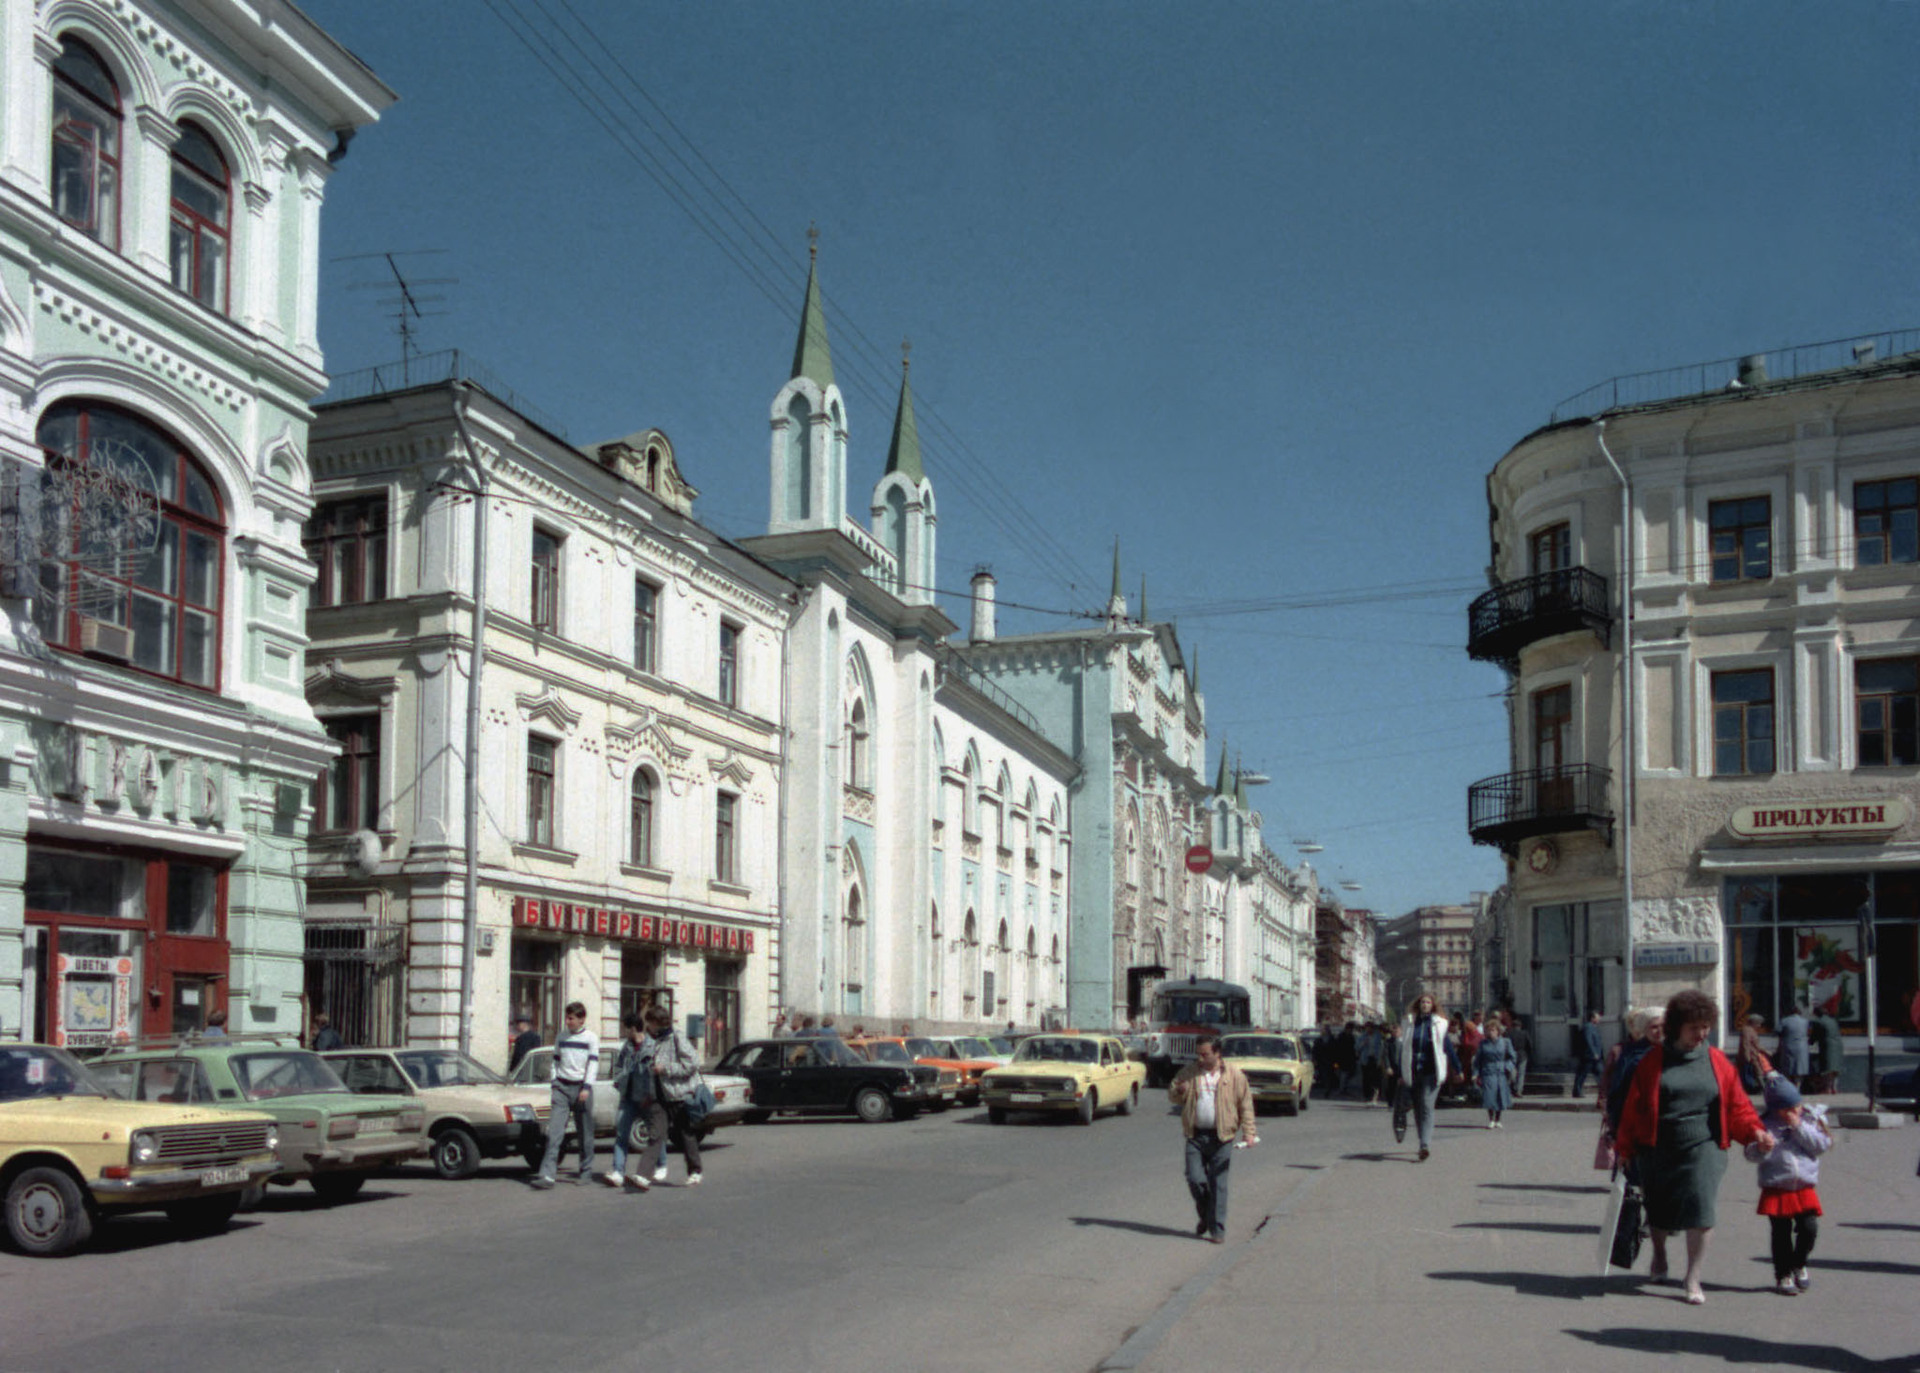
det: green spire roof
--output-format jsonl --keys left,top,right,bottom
{"left": 1111, "top": 539, "right": 1123, "bottom": 602}
{"left": 884, "top": 351, "right": 924, "bottom": 482}
{"left": 1234, "top": 759, "right": 1250, "bottom": 810}
{"left": 1139, "top": 575, "right": 1148, "bottom": 624}
{"left": 1188, "top": 645, "right": 1199, "bottom": 694}
{"left": 1215, "top": 740, "right": 1230, "bottom": 796}
{"left": 790, "top": 238, "right": 834, "bottom": 389}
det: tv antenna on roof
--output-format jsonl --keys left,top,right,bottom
{"left": 334, "top": 250, "right": 455, "bottom": 384}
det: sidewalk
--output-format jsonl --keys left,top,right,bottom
{"left": 1113, "top": 1104, "right": 1920, "bottom": 1373}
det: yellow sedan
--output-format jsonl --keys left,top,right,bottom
{"left": 979, "top": 1034, "right": 1146, "bottom": 1125}
{"left": 1219, "top": 1033, "right": 1314, "bottom": 1116}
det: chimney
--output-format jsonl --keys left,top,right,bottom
{"left": 1737, "top": 354, "right": 1769, "bottom": 387}
{"left": 969, "top": 565, "right": 997, "bottom": 643}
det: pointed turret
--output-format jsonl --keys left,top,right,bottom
{"left": 1215, "top": 740, "right": 1231, "bottom": 797}
{"left": 1188, "top": 645, "right": 1199, "bottom": 694}
{"left": 884, "top": 349, "right": 924, "bottom": 482}
{"left": 1233, "top": 753, "right": 1251, "bottom": 810}
{"left": 1106, "top": 539, "right": 1127, "bottom": 622}
{"left": 790, "top": 231, "right": 834, "bottom": 389}
{"left": 1138, "top": 575, "right": 1149, "bottom": 625}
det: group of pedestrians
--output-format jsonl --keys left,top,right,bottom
{"left": 1735, "top": 1004, "right": 1849, "bottom": 1094}
{"left": 517, "top": 1001, "right": 710, "bottom": 1193}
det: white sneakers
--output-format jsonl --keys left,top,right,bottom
{"left": 597, "top": 1172, "right": 622, "bottom": 1188}
{"left": 622, "top": 1172, "right": 650, "bottom": 1192}
{"left": 1793, "top": 1268, "right": 1811, "bottom": 1291}
{"left": 1776, "top": 1277, "right": 1800, "bottom": 1296}
{"left": 652, "top": 1165, "right": 668, "bottom": 1183}
{"left": 686, "top": 1173, "right": 703, "bottom": 1187}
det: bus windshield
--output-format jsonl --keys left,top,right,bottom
{"left": 1152, "top": 995, "right": 1251, "bottom": 1027}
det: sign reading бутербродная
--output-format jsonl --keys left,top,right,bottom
{"left": 1729, "top": 798, "right": 1913, "bottom": 841}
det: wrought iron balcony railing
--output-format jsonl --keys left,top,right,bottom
{"left": 1466, "top": 567, "right": 1611, "bottom": 670}
{"left": 1467, "top": 764, "right": 1613, "bottom": 852}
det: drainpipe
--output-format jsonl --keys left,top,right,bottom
{"left": 1594, "top": 420, "right": 1635, "bottom": 1015}
{"left": 774, "top": 589, "right": 795, "bottom": 1031}
{"left": 453, "top": 387, "right": 488, "bottom": 1059}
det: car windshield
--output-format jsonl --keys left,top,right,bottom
{"left": 0, "top": 1045, "right": 108, "bottom": 1101}
{"left": 865, "top": 1042, "right": 914, "bottom": 1064}
{"left": 230, "top": 1052, "right": 348, "bottom": 1101}
{"left": 818, "top": 1039, "right": 865, "bottom": 1066}
{"left": 954, "top": 1037, "right": 997, "bottom": 1058}
{"left": 1222, "top": 1037, "right": 1298, "bottom": 1060}
{"left": 396, "top": 1050, "right": 506, "bottom": 1088}
{"left": 988, "top": 1037, "right": 1014, "bottom": 1055}
{"left": 904, "top": 1038, "right": 939, "bottom": 1057}
{"left": 1015, "top": 1037, "right": 1096, "bottom": 1065}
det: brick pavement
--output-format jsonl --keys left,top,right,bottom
{"left": 1109, "top": 1103, "right": 1920, "bottom": 1373}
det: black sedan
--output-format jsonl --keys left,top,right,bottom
{"left": 717, "top": 1037, "right": 940, "bottom": 1123}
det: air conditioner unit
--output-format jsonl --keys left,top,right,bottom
{"left": 78, "top": 617, "right": 132, "bottom": 661}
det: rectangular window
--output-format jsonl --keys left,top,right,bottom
{"left": 715, "top": 790, "right": 737, "bottom": 883}
{"left": 619, "top": 947, "right": 671, "bottom": 1021}
{"left": 314, "top": 714, "right": 380, "bottom": 832}
{"left": 1712, "top": 669, "right": 1776, "bottom": 776}
{"left": 634, "top": 578, "right": 659, "bottom": 673}
{"left": 1855, "top": 477, "right": 1918, "bottom": 567}
{"left": 718, "top": 620, "right": 740, "bottom": 707}
{"left": 1529, "top": 523, "right": 1571, "bottom": 575}
{"left": 1857, "top": 657, "right": 1919, "bottom": 767}
{"left": 531, "top": 529, "right": 562, "bottom": 633}
{"left": 1709, "top": 496, "right": 1772, "bottom": 582}
{"left": 304, "top": 498, "right": 388, "bottom": 608}
{"left": 510, "top": 937, "right": 562, "bottom": 1038}
{"left": 526, "top": 736, "right": 557, "bottom": 847}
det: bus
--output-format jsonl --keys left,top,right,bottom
{"left": 1143, "top": 978, "right": 1253, "bottom": 1086}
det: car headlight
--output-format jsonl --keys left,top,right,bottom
{"left": 264, "top": 1125, "right": 280, "bottom": 1154}
{"left": 129, "top": 1130, "right": 159, "bottom": 1165}
{"left": 506, "top": 1103, "right": 535, "bottom": 1122}
{"left": 327, "top": 1117, "right": 360, "bottom": 1140}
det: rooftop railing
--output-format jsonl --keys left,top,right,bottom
{"left": 320, "top": 350, "right": 571, "bottom": 440}
{"left": 1549, "top": 328, "right": 1920, "bottom": 425}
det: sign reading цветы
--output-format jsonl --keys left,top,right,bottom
{"left": 1729, "top": 797, "right": 1912, "bottom": 841}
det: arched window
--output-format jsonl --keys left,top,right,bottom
{"left": 1125, "top": 822, "right": 1139, "bottom": 886}
{"left": 844, "top": 886, "right": 865, "bottom": 1007}
{"left": 785, "top": 396, "right": 811, "bottom": 520}
{"left": 961, "top": 752, "right": 978, "bottom": 834}
{"left": 628, "top": 769, "right": 655, "bottom": 867}
{"left": 885, "top": 485, "right": 908, "bottom": 592}
{"left": 845, "top": 696, "right": 869, "bottom": 790}
{"left": 34, "top": 403, "right": 223, "bottom": 688}
{"left": 928, "top": 901, "right": 942, "bottom": 1014}
{"left": 50, "top": 36, "right": 121, "bottom": 248}
{"left": 169, "top": 122, "right": 230, "bottom": 311}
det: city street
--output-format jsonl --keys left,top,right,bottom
{"left": 4, "top": 1096, "right": 1915, "bottom": 1373}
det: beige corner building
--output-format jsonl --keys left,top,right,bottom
{"left": 1470, "top": 335, "right": 1920, "bottom": 1085}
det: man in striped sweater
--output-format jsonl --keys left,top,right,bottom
{"left": 529, "top": 1001, "right": 599, "bottom": 1189}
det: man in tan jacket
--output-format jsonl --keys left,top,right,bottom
{"left": 1168, "top": 1035, "right": 1258, "bottom": 1243}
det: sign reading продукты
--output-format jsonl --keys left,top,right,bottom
{"left": 1729, "top": 798, "right": 1911, "bottom": 841}
{"left": 1633, "top": 942, "right": 1720, "bottom": 969}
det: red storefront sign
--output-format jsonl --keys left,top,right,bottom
{"left": 512, "top": 896, "right": 754, "bottom": 954}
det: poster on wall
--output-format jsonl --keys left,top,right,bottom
{"left": 53, "top": 954, "right": 136, "bottom": 1048}
{"left": 1792, "top": 927, "right": 1865, "bottom": 1024}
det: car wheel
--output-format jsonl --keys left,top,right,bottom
{"left": 987, "top": 1106, "right": 1008, "bottom": 1124}
{"left": 5, "top": 1166, "right": 93, "bottom": 1257}
{"left": 311, "top": 1173, "right": 368, "bottom": 1204}
{"left": 1117, "top": 1083, "right": 1138, "bottom": 1116}
{"left": 1298, "top": 1091, "right": 1310, "bottom": 1112}
{"left": 166, "top": 1192, "right": 242, "bottom": 1236}
{"left": 520, "top": 1139, "right": 546, "bottom": 1171}
{"left": 743, "top": 1110, "right": 773, "bottom": 1126}
{"left": 853, "top": 1087, "right": 892, "bottom": 1124}
{"left": 431, "top": 1126, "right": 482, "bottom": 1181}
{"left": 1076, "top": 1092, "right": 1096, "bottom": 1126}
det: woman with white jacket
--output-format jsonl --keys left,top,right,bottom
{"left": 1396, "top": 993, "right": 1458, "bottom": 1161}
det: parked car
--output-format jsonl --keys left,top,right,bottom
{"left": 1218, "top": 1032, "right": 1313, "bottom": 1115}
{"left": 1, "top": 1043, "right": 280, "bottom": 1256}
{"left": 847, "top": 1038, "right": 962, "bottom": 1108}
{"left": 1873, "top": 1063, "right": 1916, "bottom": 1109}
{"left": 979, "top": 1033, "right": 1146, "bottom": 1125}
{"left": 716, "top": 1037, "right": 939, "bottom": 1122}
{"left": 947, "top": 1034, "right": 1013, "bottom": 1067}
{"left": 324, "top": 1048, "right": 553, "bottom": 1179}
{"left": 905, "top": 1037, "right": 999, "bottom": 1105}
{"left": 92, "top": 1039, "right": 425, "bottom": 1203}
{"left": 511, "top": 1045, "right": 753, "bottom": 1142}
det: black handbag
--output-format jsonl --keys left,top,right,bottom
{"left": 1608, "top": 1180, "right": 1645, "bottom": 1270}
{"left": 1392, "top": 1084, "right": 1410, "bottom": 1143}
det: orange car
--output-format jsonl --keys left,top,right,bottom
{"left": 845, "top": 1038, "right": 976, "bottom": 1109}
{"left": 904, "top": 1037, "right": 1000, "bottom": 1107}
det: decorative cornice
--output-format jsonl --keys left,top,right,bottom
{"left": 515, "top": 683, "right": 581, "bottom": 734}
{"left": 305, "top": 658, "right": 397, "bottom": 705}
{"left": 709, "top": 749, "right": 754, "bottom": 787}
{"left": 33, "top": 280, "right": 245, "bottom": 411}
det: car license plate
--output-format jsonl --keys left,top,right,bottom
{"left": 198, "top": 1165, "right": 250, "bottom": 1187}
{"left": 1011, "top": 1092, "right": 1044, "bottom": 1103}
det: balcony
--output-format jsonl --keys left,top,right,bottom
{"left": 1466, "top": 568, "right": 1611, "bottom": 670}
{"left": 1467, "top": 764, "right": 1613, "bottom": 852}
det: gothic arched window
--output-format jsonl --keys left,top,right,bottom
{"left": 34, "top": 402, "right": 224, "bottom": 688}
{"left": 786, "top": 395, "right": 811, "bottom": 520}
{"left": 50, "top": 36, "right": 120, "bottom": 249}
{"left": 628, "top": 769, "right": 655, "bottom": 867}
{"left": 169, "top": 121, "right": 230, "bottom": 311}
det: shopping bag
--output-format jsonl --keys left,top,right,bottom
{"left": 1609, "top": 1182, "right": 1646, "bottom": 1271}
{"left": 1596, "top": 1172, "right": 1627, "bottom": 1275}
{"left": 1392, "top": 1084, "right": 1409, "bottom": 1143}
{"left": 1592, "top": 1128, "right": 1616, "bottom": 1171}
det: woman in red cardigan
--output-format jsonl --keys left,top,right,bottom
{"left": 1616, "top": 989, "right": 1776, "bottom": 1306}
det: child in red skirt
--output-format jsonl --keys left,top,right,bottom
{"left": 1746, "top": 1073, "right": 1833, "bottom": 1295}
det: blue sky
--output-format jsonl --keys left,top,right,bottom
{"left": 301, "top": 1, "right": 1920, "bottom": 918}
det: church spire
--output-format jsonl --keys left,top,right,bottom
{"left": 1139, "top": 574, "right": 1148, "bottom": 624}
{"left": 790, "top": 227, "right": 834, "bottom": 388}
{"left": 884, "top": 341, "right": 924, "bottom": 482}
{"left": 1214, "top": 738, "right": 1230, "bottom": 797}
{"left": 1106, "top": 539, "right": 1127, "bottom": 622}
{"left": 1189, "top": 645, "right": 1199, "bottom": 693}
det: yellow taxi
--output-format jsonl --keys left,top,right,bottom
{"left": 2, "top": 1043, "right": 278, "bottom": 1256}
{"left": 1218, "top": 1031, "right": 1314, "bottom": 1115}
{"left": 979, "top": 1033, "right": 1146, "bottom": 1125}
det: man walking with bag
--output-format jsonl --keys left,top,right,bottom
{"left": 645, "top": 1005, "right": 706, "bottom": 1187}
{"left": 1168, "top": 1035, "right": 1257, "bottom": 1244}
{"left": 530, "top": 1001, "right": 598, "bottom": 1189}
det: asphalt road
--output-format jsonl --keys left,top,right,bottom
{"left": 1, "top": 1092, "right": 1338, "bottom": 1373}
